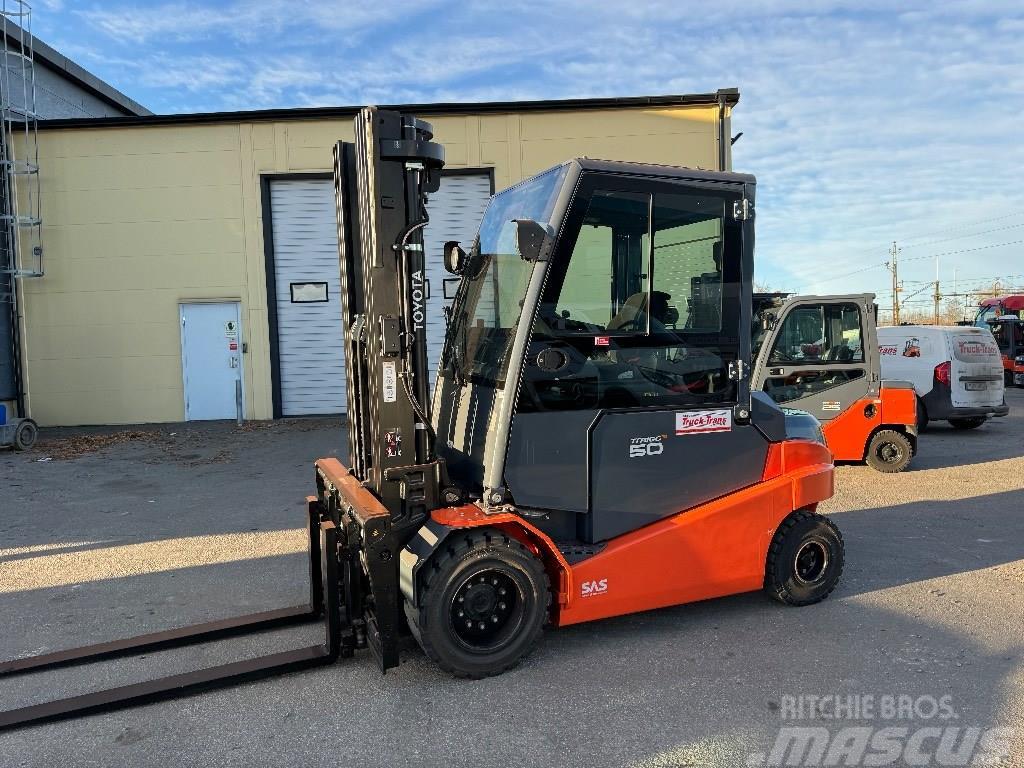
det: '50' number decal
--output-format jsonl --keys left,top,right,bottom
{"left": 629, "top": 436, "right": 664, "bottom": 458}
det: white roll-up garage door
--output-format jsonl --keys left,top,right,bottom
{"left": 269, "top": 173, "right": 491, "bottom": 416}
{"left": 421, "top": 173, "right": 493, "bottom": 382}
{"left": 270, "top": 178, "right": 347, "bottom": 416}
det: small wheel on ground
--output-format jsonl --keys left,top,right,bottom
{"left": 949, "top": 416, "right": 986, "bottom": 430}
{"left": 405, "top": 527, "right": 550, "bottom": 678}
{"left": 865, "top": 429, "right": 913, "bottom": 472}
{"left": 916, "top": 397, "right": 929, "bottom": 432}
{"left": 765, "top": 510, "right": 844, "bottom": 606}
{"left": 13, "top": 419, "right": 38, "bottom": 451}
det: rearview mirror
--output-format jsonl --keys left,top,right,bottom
{"left": 515, "top": 219, "right": 555, "bottom": 262}
{"left": 443, "top": 241, "right": 466, "bottom": 275}
{"left": 761, "top": 312, "right": 777, "bottom": 331}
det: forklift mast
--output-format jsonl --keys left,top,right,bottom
{"left": 334, "top": 108, "right": 447, "bottom": 519}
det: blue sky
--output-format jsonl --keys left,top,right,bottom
{"left": 32, "top": 1, "right": 1024, "bottom": 316}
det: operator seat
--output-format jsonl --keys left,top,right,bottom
{"left": 607, "top": 291, "right": 672, "bottom": 333}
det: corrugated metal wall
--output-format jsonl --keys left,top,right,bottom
{"left": 269, "top": 172, "right": 491, "bottom": 415}
{"left": 422, "top": 173, "right": 493, "bottom": 386}
{"left": 269, "top": 178, "right": 347, "bottom": 416}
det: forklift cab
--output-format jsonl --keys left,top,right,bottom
{"left": 751, "top": 294, "right": 917, "bottom": 471}
{"left": 987, "top": 317, "right": 1024, "bottom": 386}
{"left": 752, "top": 295, "right": 878, "bottom": 422}
{"left": 433, "top": 159, "right": 812, "bottom": 544}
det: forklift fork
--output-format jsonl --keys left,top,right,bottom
{"left": 0, "top": 501, "right": 345, "bottom": 732}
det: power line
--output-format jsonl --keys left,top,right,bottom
{"left": 900, "top": 221, "right": 1024, "bottom": 250}
{"left": 897, "top": 211, "right": 1021, "bottom": 245}
{"left": 899, "top": 239, "right": 1024, "bottom": 264}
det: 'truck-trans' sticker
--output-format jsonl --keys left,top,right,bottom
{"left": 675, "top": 409, "right": 732, "bottom": 435}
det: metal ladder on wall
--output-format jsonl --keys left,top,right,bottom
{"left": 1, "top": 0, "right": 43, "bottom": 416}
{"left": 1, "top": 0, "right": 44, "bottom": 291}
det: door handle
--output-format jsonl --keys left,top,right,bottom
{"left": 769, "top": 367, "right": 784, "bottom": 376}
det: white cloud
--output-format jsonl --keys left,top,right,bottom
{"left": 47, "top": 1, "right": 1024, "bottom": 297}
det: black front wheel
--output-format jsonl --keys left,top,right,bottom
{"left": 405, "top": 528, "right": 550, "bottom": 678}
{"left": 865, "top": 429, "right": 913, "bottom": 472}
{"left": 765, "top": 510, "right": 845, "bottom": 606}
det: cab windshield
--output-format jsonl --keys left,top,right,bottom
{"left": 445, "top": 165, "right": 568, "bottom": 386}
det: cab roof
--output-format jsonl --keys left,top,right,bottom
{"left": 574, "top": 158, "right": 755, "bottom": 186}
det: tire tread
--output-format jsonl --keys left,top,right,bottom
{"left": 405, "top": 528, "right": 551, "bottom": 679}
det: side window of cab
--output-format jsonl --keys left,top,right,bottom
{"left": 517, "top": 183, "right": 743, "bottom": 414}
{"left": 763, "top": 302, "right": 866, "bottom": 404}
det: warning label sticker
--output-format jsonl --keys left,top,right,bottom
{"left": 382, "top": 361, "right": 397, "bottom": 403}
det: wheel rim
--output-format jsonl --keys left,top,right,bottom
{"left": 793, "top": 540, "right": 829, "bottom": 585}
{"left": 876, "top": 440, "right": 903, "bottom": 465}
{"left": 449, "top": 568, "right": 525, "bottom": 653}
{"left": 16, "top": 422, "right": 36, "bottom": 447}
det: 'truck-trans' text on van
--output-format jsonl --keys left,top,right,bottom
{"left": 877, "top": 325, "right": 1009, "bottom": 429}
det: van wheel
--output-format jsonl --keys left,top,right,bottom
{"left": 949, "top": 417, "right": 985, "bottom": 430}
{"left": 405, "top": 528, "right": 550, "bottom": 678}
{"left": 1007, "top": 371, "right": 1014, "bottom": 388}
{"left": 916, "top": 398, "right": 929, "bottom": 432}
{"left": 865, "top": 429, "right": 912, "bottom": 472}
{"left": 765, "top": 510, "right": 844, "bottom": 606}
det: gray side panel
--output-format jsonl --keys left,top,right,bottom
{"left": 0, "top": 282, "right": 14, "bottom": 401}
{"left": 589, "top": 411, "right": 768, "bottom": 542}
{"left": 751, "top": 391, "right": 788, "bottom": 442}
{"left": 505, "top": 410, "right": 596, "bottom": 512}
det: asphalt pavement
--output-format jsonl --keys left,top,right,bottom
{"left": 1, "top": 393, "right": 1022, "bottom": 767}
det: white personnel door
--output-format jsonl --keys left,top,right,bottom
{"left": 180, "top": 302, "right": 243, "bottom": 421}
{"left": 268, "top": 173, "right": 491, "bottom": 415}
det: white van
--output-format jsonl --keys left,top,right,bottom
{"left": 877, "top": 325, "right": 1009, "bottom": 429}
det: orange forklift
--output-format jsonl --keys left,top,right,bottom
{"left": 1, "top": 108, "right": 843, "bottom": 730}
{"left": 751, "top": 294, "right": 918, "bottom": 472}
{"left": 987, "top": 317, "right": 1024, "bottom": 387}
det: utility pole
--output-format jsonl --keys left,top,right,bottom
{"left": 885, "top": 241, "right": 901, "bottom": 325}
{"left": 933, "top": 257, "right": 941, "bottom": 325}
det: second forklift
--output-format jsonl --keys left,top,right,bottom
{"left": 752, "top": 293, "right": 917, "bottom": 472}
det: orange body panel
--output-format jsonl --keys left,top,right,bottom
{"left": 1000, "top": 354, "right": 1024, "bottom": 374}
{"left": 432, "top": 439, "right": 834, "bottom": 628}
{"left": 821, "top": 388, "right": 916, "bottom": 462}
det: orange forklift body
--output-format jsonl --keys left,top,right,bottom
{"left": 821, "top": 387, "right": 917, "bottom": 463}
{"left": 432, "top": 439, "right": 833, "bottom": 627}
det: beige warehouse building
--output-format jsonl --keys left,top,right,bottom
{"left": 15, "top": 90, "right": 739, "bottom": 426}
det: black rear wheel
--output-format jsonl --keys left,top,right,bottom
{"left": 865, "top": 429, "right": 912, "bottom": 472}
{"left": 765, "top": 510, "right": 844, "bottom": 606}
{"left": 949, "top": 416, "right": 986, "bottom": 430}
{"left": 405, "top": 528, "right": 550, "bottom": 678}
